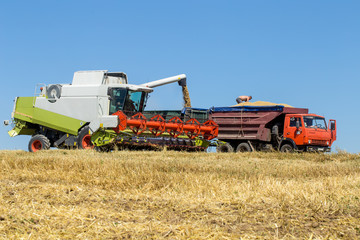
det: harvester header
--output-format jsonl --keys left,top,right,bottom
{"left": 113, "top": 111, "right": 218, "bottom": 140}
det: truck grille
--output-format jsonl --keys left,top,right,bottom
{"left": 311, "top": 139, "right": 328, "bottom": 146}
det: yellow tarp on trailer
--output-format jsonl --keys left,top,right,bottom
{"left": 232, "top": 101, "right": 293, "bottom": 108}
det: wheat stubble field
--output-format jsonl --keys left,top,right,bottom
{"left": 0, "top": 150, "right": 359, "bottom": 239}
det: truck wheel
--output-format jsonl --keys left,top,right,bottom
{"left": 78, "top": 126, "right": 94, "bottom": 149}
{"left": 280, "top": 144, "right": 293, "bottom": 152}
{"left": 28, "top": 134, "right": 51, "bottom": 152}
{"left": 216, "top": 142, "right": 234, "bottom": 153}
{"left": 236, "top": 142, "right": 252, "bottom": 152}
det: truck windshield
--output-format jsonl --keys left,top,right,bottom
{"left": 109, "top": 88, "right": 145, "bottom": 115}
{"left": 303, "top": 116, "right": 327, "bottom": 129}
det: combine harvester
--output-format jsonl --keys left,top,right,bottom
{"left": 5, "top": 71, "right": 218, "bottom": 152}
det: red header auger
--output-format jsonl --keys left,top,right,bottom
{"left": 112, "top": 111, "right": 218, "bottom": 140}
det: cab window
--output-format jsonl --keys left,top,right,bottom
{"left": 109, "top": 88, "right": 147, "bottom": 115}
{"left": 124, "top": 91, "right": 143, "bottom": 113}
{"left": 289, "top": 117, "right": 302, "bottom": 127}
{"left": 109, "top": 88, "right": 127, "bottom": 115}
{"left": 303, "top": 116, "right": 327, "bottom": 129}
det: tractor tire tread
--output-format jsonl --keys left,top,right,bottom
{"left": 28, "top": 134, "right": 51, "bottom": 152}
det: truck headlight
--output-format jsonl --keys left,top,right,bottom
{"left": 326, "top": 141, "right": 329, "bottom": 145}
{"left": 308, "top": 140, "right": 311, "bottom": 144}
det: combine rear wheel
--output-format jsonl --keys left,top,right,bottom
{"left": 78, "top": 126, "right": 94, "bottom": 149}
{"left": 28, "top": 134, "right": 51, "bottom": 152}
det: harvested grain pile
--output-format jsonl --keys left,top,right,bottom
{"left": 0, "top": 150, "right": 359, "bottom": 239}
{"left": 232, "top": 101, "right": 293, "bottom": 108}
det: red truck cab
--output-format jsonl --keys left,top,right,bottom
{"left": 282, "top": 114, "right": 337, "bottom": 152}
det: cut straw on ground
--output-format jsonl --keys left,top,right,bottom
{"left": 0, "top": 150, "right": 359, "bottom": 239}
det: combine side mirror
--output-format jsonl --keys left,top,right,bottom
{"left": 296, "top": 120, "right": 300, "bottom": 129}
{"left": 330, "top": 121, "right": 335, "bottom": 130}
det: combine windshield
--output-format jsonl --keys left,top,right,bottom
{"left": 124, "top": 91, "right": 143, "bottom": 113}
{"left": 109, "top": 88, "right": 146, "bottom": 115}
{"left": 303, "top": 116, "right": 327, "bottom": 129}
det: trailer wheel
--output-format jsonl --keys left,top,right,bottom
{"left": 28, "top": 134, "right": 50, "bottom": 152}
{"left": 216, "top": 142, "right": 234, "bottom": 153}
{"left": 78, "top": 126, "right": 94, "bottom": 149}
{"left": 236, "top": 142, "right": 252, "bottom": 152}
{"left": 280, "top": 144, "right": 293, "bottom": 153}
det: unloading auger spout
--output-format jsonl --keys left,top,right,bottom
{"left": 140, "top": 74, "right": 191, "bottom": 108}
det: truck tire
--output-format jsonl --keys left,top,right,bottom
{"left": 216, "top": 142, "right": 234, "bottom": 153}
{"left": 28, "top": 134, "right": 51, "bottom": 152}
{"left": 236, "top": 142, "right": 252, "bottom": 152}
{"left": 280, "top": 144, "right": 293, "bottom": 153}
{"left": 78, "top": 126, "right": 94, "bottom": 149}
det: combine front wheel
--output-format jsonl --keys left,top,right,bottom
{"left": 28, "top": 135, "right": 51, "bottom": 152}
{"left": 78, "top": 126, "right": 94, "bottom": 149}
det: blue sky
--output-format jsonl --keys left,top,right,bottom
{"left": 1, "top": 1, "right": 359, "bottom": 152}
